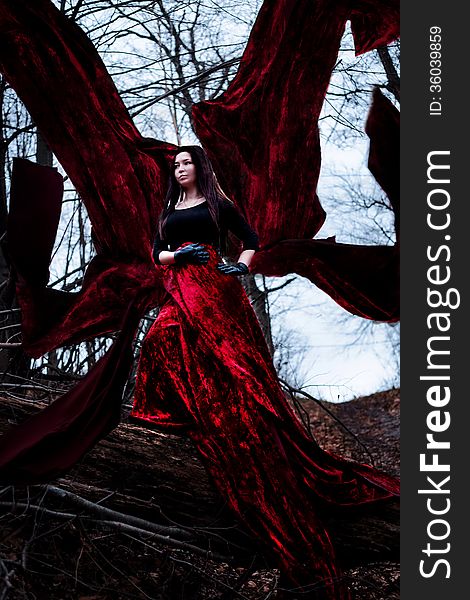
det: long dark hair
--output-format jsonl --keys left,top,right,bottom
{"left": 158, "top": 145, "right": 231, "bottom": 251}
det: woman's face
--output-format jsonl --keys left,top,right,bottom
{"left": 174, "top": 152, "right": 197, "bottom": 189}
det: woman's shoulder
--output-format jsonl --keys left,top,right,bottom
{"left": 218, "top": 198, "right": 243, "bottom": 225}
{"left": 218, "top": 196, "right": 237, "bottom": 213}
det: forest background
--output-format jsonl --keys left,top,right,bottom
{"left": 0, "top": 0, "right": 400, "bottom": 404}
{"left": 0, "top": 2, "right": 401, "bottom": 599}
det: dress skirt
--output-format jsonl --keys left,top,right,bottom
{"left": 131, "top": 244, "right": 399, "bottom": 599}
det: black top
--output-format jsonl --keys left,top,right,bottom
{"left": 153, "top": 200, "right": 259, "bottom": 262}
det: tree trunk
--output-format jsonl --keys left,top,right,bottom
{"left": 377, "top": 46, "right": 400, "bottom": 102}
{"left": 36, "top": 128, "right": 53, "bottom": 166}
{"left": 243, "top": 274, "right": 274, "bottom": 356}
{"left": 0, "top": 78, "right": 30, "bottom": 377}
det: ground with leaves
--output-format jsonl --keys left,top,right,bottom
{"left": 0, "top": 389, "right": 399, "bottom": 600}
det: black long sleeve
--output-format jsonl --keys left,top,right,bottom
{"left": 220, "top": 201, "right": 259, "bottom": 251}
{"left": 152, "top": 200, "right": 259, "bottom": 263}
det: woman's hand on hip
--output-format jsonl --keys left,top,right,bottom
{"left": 174, "top": 243, "right": 210, "bottom": 265}
{"left": 217, "top": 262, "right": 249, "bottom": 276}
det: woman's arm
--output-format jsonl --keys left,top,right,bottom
{"left": 237, "top": 249, "right": 255, "bottom": 269}
{"left": 218, "top": 201, "right": 258, "bottom": 275}
{"left": 157, "top": 250, "right": 176, "bottom": 265}
{"left": 158, "top": 245, "right": 210, "bottom": 266}
{"left": 158, "top": 248, "right": 254, "bottom": 268}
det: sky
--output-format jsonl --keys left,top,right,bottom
{"left": 265, "top": 141, "right": 399, "bottom": 402}
{"left": 39, "top": 4, "right": 400, "bottom": 401}
{"left": 269, "top": 276, "right": 398, "bottom": 402}
{"left": 44, "top": 77, "right": 398, "bottom": 403}
{"left": 95, "top": 3, "right": 401, "bottom": 403}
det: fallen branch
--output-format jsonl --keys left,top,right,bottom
{"left": 0, "top": 396, "right": 399, "bottom": 568}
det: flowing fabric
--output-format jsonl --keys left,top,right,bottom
{"left": 5, "top": 158, "right": 167, "bottom": 358}
{"left": 366, "top": 87, "right": 400, "bottom": 237}
{"left": 0, "top": 159, "right": 166, "bottom": 481}
{"left": 132, "top": 245, "right": 399, "bottom": 598}
{"left": 251, "top": 238, "right": 399, "bottom": 322}
{"left": 0, "top": 0, "right": 175, "bottom": 358}
{"left": 192, "top": 0, "right": 400, "bottom": 246}
{"left": 0, "top": 2, "right": 400, "bottom": 590}
{"left": 0, "top": 294, "right": 148, "bottom": 484}
{"left": 351, "top": 0, "right": 400, "bottom": 55}
{"left": 192, "top": 0, "right": 400, "bottom": 321}
{"left": 0, "top": 0, "right": 400, "bottom": 344}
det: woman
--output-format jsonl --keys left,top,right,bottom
{"left": 131, "top": 146, "right": 398, "bottom": 599}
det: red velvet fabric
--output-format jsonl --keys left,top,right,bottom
{"left": 0, "top": 293, "right": 147, "bottom": 484}
{"left": 366, "top": 87, "right": 400, "bottom": 236}
{"left": 0, "top": 1, "right": 400, "bottom": 591}
{"left": 0, "top": 0, "right": 173, "bottom": 370}
{"left": 252, "top": 238, "right": 399, "bottom": 322}
{"left": 132, "top": 245, "right": 398, "bottom": 597}
{"left": 0, "top": 0, "right": 400, "bottom": 349}
{"left": 16, "top": 256, "right": 165, "bottom": 357}
{"left": 192, "top": 0, "right": 399, "bottom": 246}
{"left": 7, "top": 158, "right": 64, "bottom": 287}
{"left": 192, "top": 0, "right": 345, "bottom": 246}
{"left": 192, "top": 1, "right": 400, "bottom": 321}
{"left": 1, "top": 157, "right": 166, "bottom": 481}
{"left": 0, "top": 0, "right": 176, "bottom": 262}
{"left": 0, "top": 0, "right": 399, "bottom": 450}
{"left": 7, "top": 159, "right": 167, "bottom": 357}
{"left": 351, "top": 0, "right": 400, "bottom": 56}
{"left": 251, "top": 87, "right": 400, "bottom": 321}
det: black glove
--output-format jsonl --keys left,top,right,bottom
{"left": 217, "top": 262, "right": 249, "bottom": 276}
{"left": 174, "top": 243, "right": 210, "bottom": 265}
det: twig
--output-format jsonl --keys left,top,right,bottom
{"left": 22, "top": 554, "right": 134, "bottom": 598}
{"left": 0, "top": 558, "right": 14, "bottom": 600}
{"left": 279, "top": 378, "right": 375, "bottom": 465}
{"left": 0, "top": 501, "right": 75, "bottom": 519}
{"left": 280, "top": 379, "right": 318, "bottom": 443}
{"left": 48, "top": 264, "right": 85, "bottom": 289}
{"left": 0, "top": 324, "right": 21, "bottom": 332}
{"left": 127, "top": 530, "right": 253, "bottom": 600}
{"left": 129, "top": 56, "right": 241, "bottom": 117}
{"left": 219, "top": 553, "right": 259, "bottom": 600}
{"left": 78, "top": 524, "right": 156, "bottom": 600}
{"left": 0, "top": 383, "right": 64, "bottom": 392}
{"left": 376, "top": 47, "right": 400, "bottom": 102}
{"left": 46, "top": 485, "right": 194, "bottom": 540}
{"left": 1, "top": 494, "right": 232, "bottom": 563}
{"left": 86, "top": 518, "right": 231, "bottom": 562}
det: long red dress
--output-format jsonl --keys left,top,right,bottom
{"left": 131, "top": 244, "right": 399, "bottom": 599}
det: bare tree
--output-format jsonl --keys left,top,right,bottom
{"left": 0, "top": 76, "right": 36, "bottom": 378}
{"left": 1, "top": 2, "right": 400, "bottom": 393}
{"left": 315, "top": 36, "right": 400, "bottom": 392}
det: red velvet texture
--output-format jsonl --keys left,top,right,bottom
{"left": 192, "top": 0, "right": 400, "bottom": 321}
{"left": 132, "top": 245, "right": 398, "bottom": 597}
{"left": 351, "top": 0, "right": 400, "bottom": 55}
{"left": 253, "top": 238, "right": 399, "bottom": 321}
{"left": 192, "top": 0, "right": 399, "bottom": 245}
{"left": 0, "top": 295, "right": 147, "bottom": 484}
{"left": 6, "top": 160, "right": 166, "bottom": 357}
{"left": 0, "top": 0, "right": 400, "bottom": 592}
{"left": 0, "top": 0, "right": 400, "bottom": 331}
{"left": 250, "top": 86, "right": 400, "bottom": 321}
{"left": 0, "top": 158, "right": 165, "bottom": 482}
{"left": 0, "top": 0, "right": 176, "bottom": 263}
